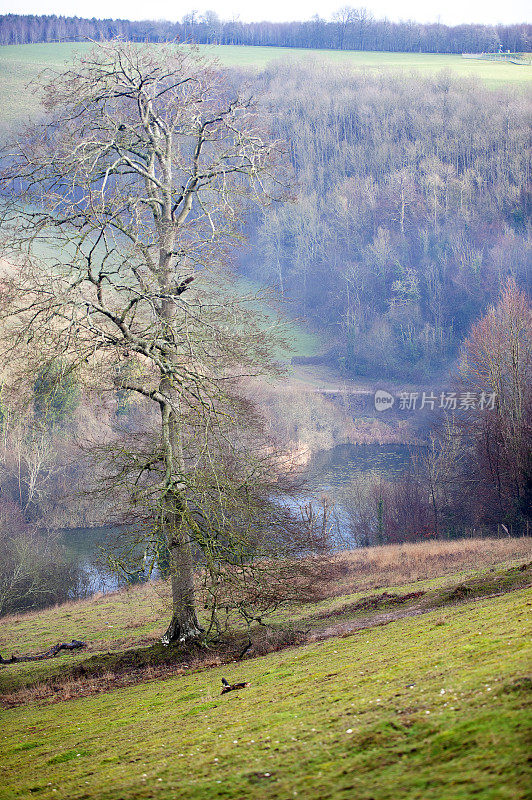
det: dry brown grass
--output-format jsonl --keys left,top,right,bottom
{"left": 1, "top": 665, "right": 193, "bottom": 708}
{"left": 332, "top": 537, "right": 532, "bottom": 595}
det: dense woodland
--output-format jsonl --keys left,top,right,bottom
{"left": 338, "top": 279, "right": 531, "bottom": 543}
{"left": 243, "top": 65, "right": 531, "bottom": 379}
{"left": 0, "top": 12, "right": 530, "bottom": 54}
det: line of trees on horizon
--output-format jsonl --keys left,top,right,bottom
{"left": 0, "top": 11, "right": 530, "bottom": 54}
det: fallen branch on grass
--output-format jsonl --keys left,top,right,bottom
{"left": 0, "top": 640, "right": 86, "bottom": 665}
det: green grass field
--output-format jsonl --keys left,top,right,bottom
{"left": 1, "top": 587, "right": 530, "bottom": 800}
{"left": 2, "top": 538, "right": 529, "bottom": 695}
{"left": 0, "top": 42, "right": 530, "bottom": 134}
{"left": 1, "top": 540, "right": 530, "bottom": 799}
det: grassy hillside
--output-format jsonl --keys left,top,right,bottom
{"left": 0, "top": 42, "right": 530, "bottom": 134}
{"left": 1, "top": 539, "right": 531, "bottom": 800}
{"left": 1, "top": 571, "right": 530, "bottom": 799}
{"left": 1, "top": 538, "right": 530, "bottom": 695}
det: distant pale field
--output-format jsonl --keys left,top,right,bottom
{"left": 0, "top": 42, "right": 530, "bottom": 134}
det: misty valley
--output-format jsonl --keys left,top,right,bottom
{"left": 0, "top": 27, "right": 530, "bottom": 800}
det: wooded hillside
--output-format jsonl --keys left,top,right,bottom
{"left": 243, "top": 65, "right": 531, "bottom": 378}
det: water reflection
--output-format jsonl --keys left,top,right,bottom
{"left": 304, "top": 443, "right": 411, "bottom": 490}
{"left": 59, "top": 526, "right": 132, "bottom": 594}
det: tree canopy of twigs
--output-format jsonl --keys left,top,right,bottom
{"left": 0, "top": 40, "right": 328, "bottom": 644}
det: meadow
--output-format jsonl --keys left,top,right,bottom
{"left": 0, "top": 42, "right": 530, "bottom": 135}
{"left": 0, "top": 539, "right": 530, "bottom": 800}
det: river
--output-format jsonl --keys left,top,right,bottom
{"left": 59, "top": 443, "right": 414, "bottom": 593}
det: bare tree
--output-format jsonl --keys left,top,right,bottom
{"left": 413, "top": 418, "right": 465, "bottom": 538}
{"left": 0, "top": 40, "right": 289, "bottom": 643}
{"left": 332, "top": 7, "right": 356, "bottom": 49}
{"left": 459, "top": 278, "right": 532, "bottom": 522}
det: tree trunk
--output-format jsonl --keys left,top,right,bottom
{"left": 157, "top": 190, "right": 203, "bottom": 644}
{"left": 162, "top": 531, "right": 203, "bottom": 644}
{"left": 159, "top": 394, "right": 203, "bottom": 645}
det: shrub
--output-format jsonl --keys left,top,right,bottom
{"left": 0, "top": 500, "right": 89, "bottom": 616}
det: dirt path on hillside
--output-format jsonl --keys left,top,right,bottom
{"left": 308, "top": 587, "right": 527, "bottom": 643}
{"left": 310, "top": 604, "right": 429, "bottom": 641}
